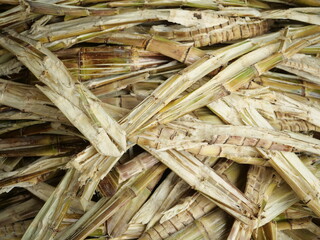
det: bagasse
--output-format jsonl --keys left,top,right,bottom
{"left": 0, "top": 0, "right": 320, "bottom": 239}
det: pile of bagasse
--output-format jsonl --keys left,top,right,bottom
{"left": 1, "top": 0, "right": 320, "bottom": 239}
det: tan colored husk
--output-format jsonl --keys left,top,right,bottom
{"left": 2, "top": 3, "right": 320, "bottom": 240}
{"left": 211, "top": 91, "right": 320, "bottom": 214}
{"left": 21, "top": 169, "right": 81, "bottom": 240}
{"left": 60, "top": 27, "right": 320, "bottom": 199}
{"left": 25, "top": 182, "right": 95, "bottom": 214}
{"left": 227, "top": 166, "right": 274, "bottom": 240}
{"left": 276, "top": 53, "right": 320, "bottom": 84}
{"left": 150, "top": 17, "right": 271, "bottom": 47}
{"left": 252, "top": 221, "right": 277, "bottom": 240}
{"left": 131, "top": 172, "right": 190, "bottom": 231}
{"left": 54, "top": 163, "right": 167, "bottom": 240}
{"left": 60, "top": 25, "right": 265, "bottom": 190}
{"left": 62, "top": 21, "right": 274, "bottom": 193}
{"left": 142, "top": 156, "right": 216, "bottom": 231}
{"left": 79, "top": 0, "right": 270, "bottom": 9}
{"left": 116, "top": 152, "right": 159, "bottom": 183}
{"left": 275, "top": 203, "right": 319, "bottom": 220}
{"left": 164, "top": 209, "right": 231, "bottom": 240}
{"left": 0, "top": 79, "right": 67, "bottom": 123}
{"left": 0, "top": 110, "right": 64, "bottom": 122}
{"left": 241, "top": 108, "right": 320, "bottom": 217}
{"left": 0, "top": 58, "right": 23, "bottom": 76}
{"left": 142, "top": 147, "right": 257, "bottom": 224}
{"left": 282, "top": 229, "right": 319, "bottom": 240}
{"left": 0, "top": 33, "right": 126, "bottom": 157}
{"left": 134, "top": 121, "right": 320, "bottom": 155}
{"left": 0, "top": 135, "right": 81, "bottom": 150}
{"left": 209, "top": 90, "right": 320, "bottom": 129}
{"left": 207, "top": 90, "right": 320, "bottom": 225}
{"left": 107, "top": 169, "right": 163, "bottom": 237}
{"left": 138, "top": 30, "right": 320, "bottom": 131}
{"left": 139, "top": 159, "right": 242, "bottom": 240}
{"left": 0, "top": 156, "right": 70, "bottom": 191}
{"left": 261, "top": 8, "right": 320, "bottom": 24}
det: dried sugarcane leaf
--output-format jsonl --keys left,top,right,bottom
{"left": 54, "top": 163, "right": 167, "bottom": 240}
{"left": 142, "top": 147, "right": 258, "bottom": 224}
{"left": 134, "top": 121, "right": 320, "bottom": 155}
{"left": 21, "top": 168, "right": 81, "bottom": 240}
{"left": 0, "top": 32, "right": 126, "bottom": 157}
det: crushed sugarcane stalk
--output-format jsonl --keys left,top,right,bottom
{"left": 1, "top": 1, "right": 320, "bottom": 240}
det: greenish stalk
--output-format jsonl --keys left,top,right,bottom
{"left": 45, "top": 23, "right": 139, "bottom": 51}
{"left": 277, "top": 217, "right": 320, "bottom": 235}
{"left": 0, "top": 5, "right": 39, "bottom": 28}
{"left": 139, "top": 30, "right": 320, "bottom": 131}
{"left": 121, "top": 33, "right": 280, "bottom": 136}
{"left": 138, "top": 43, "right": 280, "bottom": 131}
{"left": 300, "top": 44, "right": 320, "bottom": 54}
{"left": 256, "top": 72, "right": 320, "bottom": 100}
{"left": 29, "top": 9, "right": 206, "bottom": 44}
{"left": 274, "top": 204, "right": 319, "bottom": 221}
{"left": 90, "top": 73, "right": 149, "bottom": 97}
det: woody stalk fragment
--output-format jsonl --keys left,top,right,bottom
{"left": 1, "top": 1, "right": 320, "bottom": 240}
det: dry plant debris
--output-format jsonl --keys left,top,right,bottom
{"left": 0, "top": 0, "right": 320, "bottom": 239}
